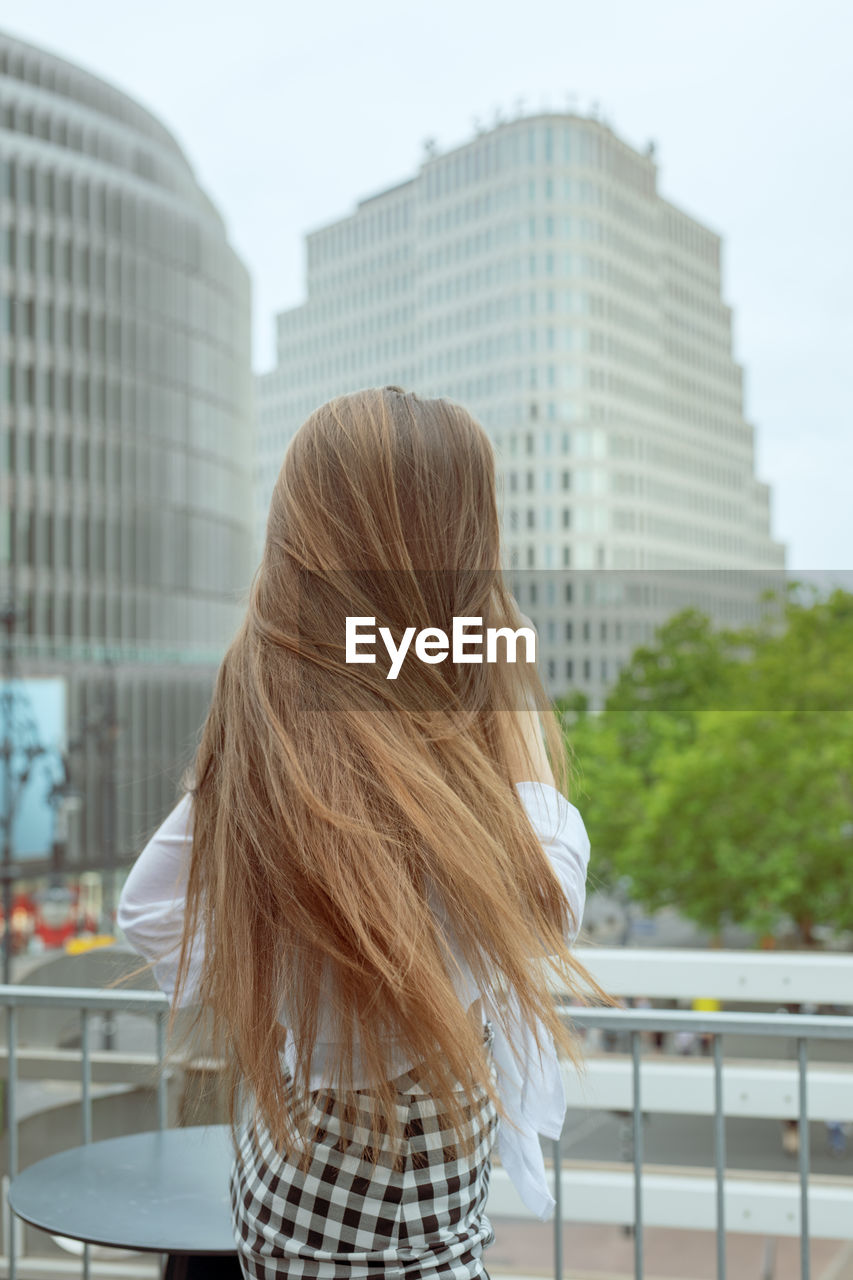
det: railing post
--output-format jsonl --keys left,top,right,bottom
{"left": 157, "top": 1009, "right": 168, "bottom": 1131}
{"left": 552, "top": 1136, "right": 563, "bottom": 1280}
{"left": 713, "top": 1033, "right": 726, "bottom": 1279}
{"left": 80, "top": 1008, "right": 92, "bottom": 1145}
{"left": 7, "top": 1004, "right": 18, "bottom": 1280}
{"left": 156, "top": 1008, "right": 169, "bottom": 1280}
{"left": 761, "top": 1236, "right": 777, "bottom": 1280}
{"left": 631, "top": 1029, "right": 644, "bottom": 1280}
{"left": 80, "top": 1007, "right": 92, "bottom": 1280}
{"left": 798, "top": 1037, "right": 810, "bottom": 1280}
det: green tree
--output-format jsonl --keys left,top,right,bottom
{"left": 555, "top": 703, "right": 643, "bottom": 894}
{"left": 563, "top": 589, "right": 853, "bottom": 944}
{"left": 558, "top": 608, "right": 743, "bottom": 895}
{"left": 620, "top": 708, "right": 853, "bottom": 940}
{"left": 601, "top": 607, "right": 745, "bottom": 779}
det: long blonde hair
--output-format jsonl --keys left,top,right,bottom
{"left": 173, "top": 386, "right": 614, "bottom": 1171}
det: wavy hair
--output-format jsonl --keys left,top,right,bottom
{"left": 173, "top": 386, "right": 615, "bottom": 1172}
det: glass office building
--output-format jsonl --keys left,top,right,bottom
{"left": 0, "top": 31, "right": 254, "bottom": 872}
{"left": 255, "top": 111, "right": 785, "bottom": 706}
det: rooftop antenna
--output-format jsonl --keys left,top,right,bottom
{"left": 422, "top": 136, "right": 438, "bottom": 159}
{"left": 472, "top": 115, "right": 485, "bottom": 135}
{"left": 645, "top": 139, "right": 657, "bottom": 160}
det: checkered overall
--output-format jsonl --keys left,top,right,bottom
{"left": 230, "top": 1021, "right": 498, "bottom": 1279}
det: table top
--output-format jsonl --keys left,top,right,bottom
{"left": 9, "top": 1125, "right": 238, "bottom": 1254}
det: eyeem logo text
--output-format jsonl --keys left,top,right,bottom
{"left": 345, "top": 617, "right": 536, "bottom": 680}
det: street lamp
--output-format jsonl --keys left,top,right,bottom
{"left": 45, "top": 762, "right": 84, "bottom": 886}
{"left": 65, "top": 661, "right": 123, "bottom": 933}
{"left": 1, "top": 596, "right": 57, "bottom": 982}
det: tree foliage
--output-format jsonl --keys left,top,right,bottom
{"left": 558, "top": 586, "right": 853, "bottom": 944}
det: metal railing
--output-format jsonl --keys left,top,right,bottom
{"left": 2, "top": 978, "right": 853, "bottom": 1280}
{"left": 2, "top": 985, "right": 169, "bottom": 1280}
{"left": 548, "top": 1004, "right": 853, "bottom": 1280}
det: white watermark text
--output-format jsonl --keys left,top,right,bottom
{"left": 345, "top": 616, "right": 536, "bottom": 680}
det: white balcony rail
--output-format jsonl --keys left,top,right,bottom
{"left": 1, "top": 986, "right": 168, "bottom": 1280}
{"left": 2, "top": 948, "right": 853, "bottom": 1280}
{"left": 567, "top": 945, "right": 853, "bottom": 1005}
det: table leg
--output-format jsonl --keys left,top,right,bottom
{"left": 163, "top": 1254, "right": 242, "bottom": 1278}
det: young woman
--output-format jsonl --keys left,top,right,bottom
{"left": 118, "top": 386, "right": 612, "bottom": 1279}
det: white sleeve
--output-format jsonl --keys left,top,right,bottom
{"left": 116, "top": 791, "right": 203, "bottom": 1004}
{"left": 514, "top": 781, "right": 590, "bottom": 943}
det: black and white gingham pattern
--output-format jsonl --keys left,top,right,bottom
{"left": 230, "top": 1021, "right": 498, "bottom": 1280}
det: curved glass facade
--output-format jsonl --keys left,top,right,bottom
{"left": 0, "top": 32, "right": 254, "bottom": 870}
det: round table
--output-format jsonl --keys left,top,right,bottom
{"left": 9, "top": 1125, "right": 242, "bottom": 1278}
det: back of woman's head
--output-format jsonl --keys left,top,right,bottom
{"left": 255, "top": 385, "right": 518, "bottom": 716}
{"left": 175, "top": 386, "right": 610, "bottom": 1171}
{"left": 271, "top": 384, "right": 498, "bottom": 573}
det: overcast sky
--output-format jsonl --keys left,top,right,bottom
{"left": 4, "top": 0, "right": 851, "bottom": 571}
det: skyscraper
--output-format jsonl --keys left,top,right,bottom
{"left": 255, "top": 110, "right": 785, "bottom": 703}
{"left": 0, "top": 31, "right": 254, "bottom": 869}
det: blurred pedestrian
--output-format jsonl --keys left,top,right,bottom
{"left": 782, "top": 1119, "right": 800, "bottom": 1156}
{"left": 633, "top": 996, "right": 658, "bottom": 1050}
{"left": 691, "top": 996, "right": 721, "bottom": 1056}
{"left": 826, "top": 1121, "right": 847, "bottom": 1158}
{"left": 675, "top": 1028, "right": 698, "bottom": 1055}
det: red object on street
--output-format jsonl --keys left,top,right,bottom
{"left": 0, "top": 891, "right": 37, "bottom": 953}
{"left": 2, "top": 881, "right": 100, "bottom": 954}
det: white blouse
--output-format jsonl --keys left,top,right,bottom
{"left": 117, "top": 779, "right": 590, "bottom": 1221}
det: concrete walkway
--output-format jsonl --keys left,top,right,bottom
{"left": 487, "top": 1217, "right": 853, "bottom": 1279}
